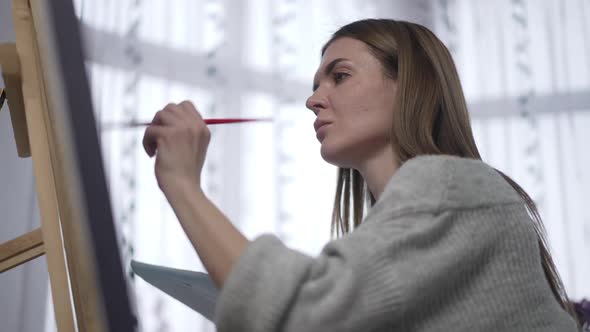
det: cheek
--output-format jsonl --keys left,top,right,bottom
{"left": 333, "top": 101, "right": 392, "bottom": 142}
{"left": 319, "top": 126, "right": 390, "bottom": 168}
{"left": 323, "top": 80, "right": 394, "bottom": 153}
{"left": 320, "top": 116, "right": 390, "bottom": 160}
{"left": 347, "top": 116, "right": 391, "bottom": 144}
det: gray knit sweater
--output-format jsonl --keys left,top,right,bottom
{"left": 214, "top": 155, "right": 578, "bottom": 331}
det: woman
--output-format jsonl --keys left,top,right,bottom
{"left": 142, "top": 19, "right": 580, "bottom": 331}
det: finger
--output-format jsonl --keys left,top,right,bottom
{"left": 142, "top": 125, "right": 167, "bottom": 157}
{"left": 178, "top": 100, "right": 196, "bottom": 112}
{"left": 162, "top": 102, "right": 185, "bottom": 116}
{"left": 151, "top": 106, "right": 180, "bottom": 126}
{"left": 178, "top": 100, "right": 204, "bottom": 120}
{"left": 164, "top": 102, "right": 191, "bottom": 123}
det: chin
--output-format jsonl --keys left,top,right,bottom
{"left": 320, "top": 142, "right": 356, "bottom": 168}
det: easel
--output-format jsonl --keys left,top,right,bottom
{"left": 0, "top": 0, "right": 107, "bottom": 330}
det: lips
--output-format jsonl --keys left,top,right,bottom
{"left": 314, "top": 119, "right": 331, "bottom": 132}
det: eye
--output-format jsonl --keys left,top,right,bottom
{"left": 333, "top": 72, "right": 349, "bottom": 84}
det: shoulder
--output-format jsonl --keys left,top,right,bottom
{"left": 366, "top": 155, "right": 524, "bottom": 220}
{"left": 355, "top": 155, "right": 536, "bottom": 265}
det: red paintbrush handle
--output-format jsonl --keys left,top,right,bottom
{"left": 101, "top": 118, "right": 273, "bottom": 130}
{"left": 204, "top": 118, "right": 272, "bottom": 125}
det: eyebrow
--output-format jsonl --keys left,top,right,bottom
{"left": 312, "top": 58, "right": 350, "bottom": 92}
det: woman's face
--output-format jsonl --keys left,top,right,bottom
{"left": 307, "top": 37, "right": 397, "bottom": 169}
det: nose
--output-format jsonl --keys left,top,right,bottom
{"left": 306, "top": 93, "right": 327, "bottom": 115}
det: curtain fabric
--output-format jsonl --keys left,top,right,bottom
{"left": 433, "top": 0, "right": 590, "bottom": 303}
{"left": 47, "top": 1, "right": 589, "bottom": 331}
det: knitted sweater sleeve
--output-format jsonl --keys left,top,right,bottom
{"left": 214, "top": 206, "right": 510, "bottom": 332}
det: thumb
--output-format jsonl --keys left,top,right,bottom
{"left": 142, "top": 125, "right": 166, "bottom": 157}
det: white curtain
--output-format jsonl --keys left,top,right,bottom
{"left": 43, "top": 1, "right": 589, "bottom": 331}
{"left": 432, "top": 0, "right": 590, "bottom": 302}
{"left": 69, "top": 1, "right": 425, "bottom": 331}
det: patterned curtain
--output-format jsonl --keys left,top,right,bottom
{"left": 41, "top": 0, "right": 589, "bottom": 331}
{"left": 433, "top": 0, "right": 590, "bottom": 302}
{"left": 65, "top": 0, "right": 419, "bottom": 331}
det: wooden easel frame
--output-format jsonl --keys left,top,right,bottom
{"left": 0, "top": 0, "right": 113, "bottom": 330}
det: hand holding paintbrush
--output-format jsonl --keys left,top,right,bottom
{"left": 102, "top": 117, "right": 273, "bottom": 130}
{"left": 137, "top": 101, "right": 273, "bottom": 195}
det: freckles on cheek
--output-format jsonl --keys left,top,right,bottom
{"left": 352, "top": 82, "right": 384, "bottom": 113}
{"left": 345, "top": 87, "right": 372, "bottom": 113}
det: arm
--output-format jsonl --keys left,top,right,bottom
{"left": 142, "top": 101, "right": 249, "bottom": 288}
{"left": 214, "top": 202, "right": 549, "bottom": 332}
{"left": 164, "top": 181, "right": 249, "bottom": 289}
{"left": 214, "top": 210, "right": 493, "bottom": 332}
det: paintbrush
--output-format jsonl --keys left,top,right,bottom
{"left": 101, "top": 117, "right": 273, "bottom": 130}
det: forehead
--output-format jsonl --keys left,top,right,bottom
{"left": 314, "top": 37, "right": 373, "bottom": 79}
{"left": 322, "top": 37, "right": 368, "bottom": 61}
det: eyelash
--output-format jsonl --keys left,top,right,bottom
{"left": 333, "top": 72, "right": 349, "bottom": 84}
{"left": 312, "top": 72, "right": 349, "bottom": 91}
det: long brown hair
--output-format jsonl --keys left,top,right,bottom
{"left": 323, "top": 19, "right": 578, "bottom": 324}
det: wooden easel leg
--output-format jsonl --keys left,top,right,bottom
{"left": 10, "top": 0, "right": 77, "bottom": 330}
{"left": 0, "top": 228, "right": 45, "bottom": 273}
{"left": 4, "top": 0, "right": 113, "bottom": 330}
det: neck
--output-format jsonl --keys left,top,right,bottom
{"left": 356, "top": 146, "right": 399, "bottom": 201}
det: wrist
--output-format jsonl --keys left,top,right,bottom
{"left": 161, "top": 176, "right": 204, "bottom": 202}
